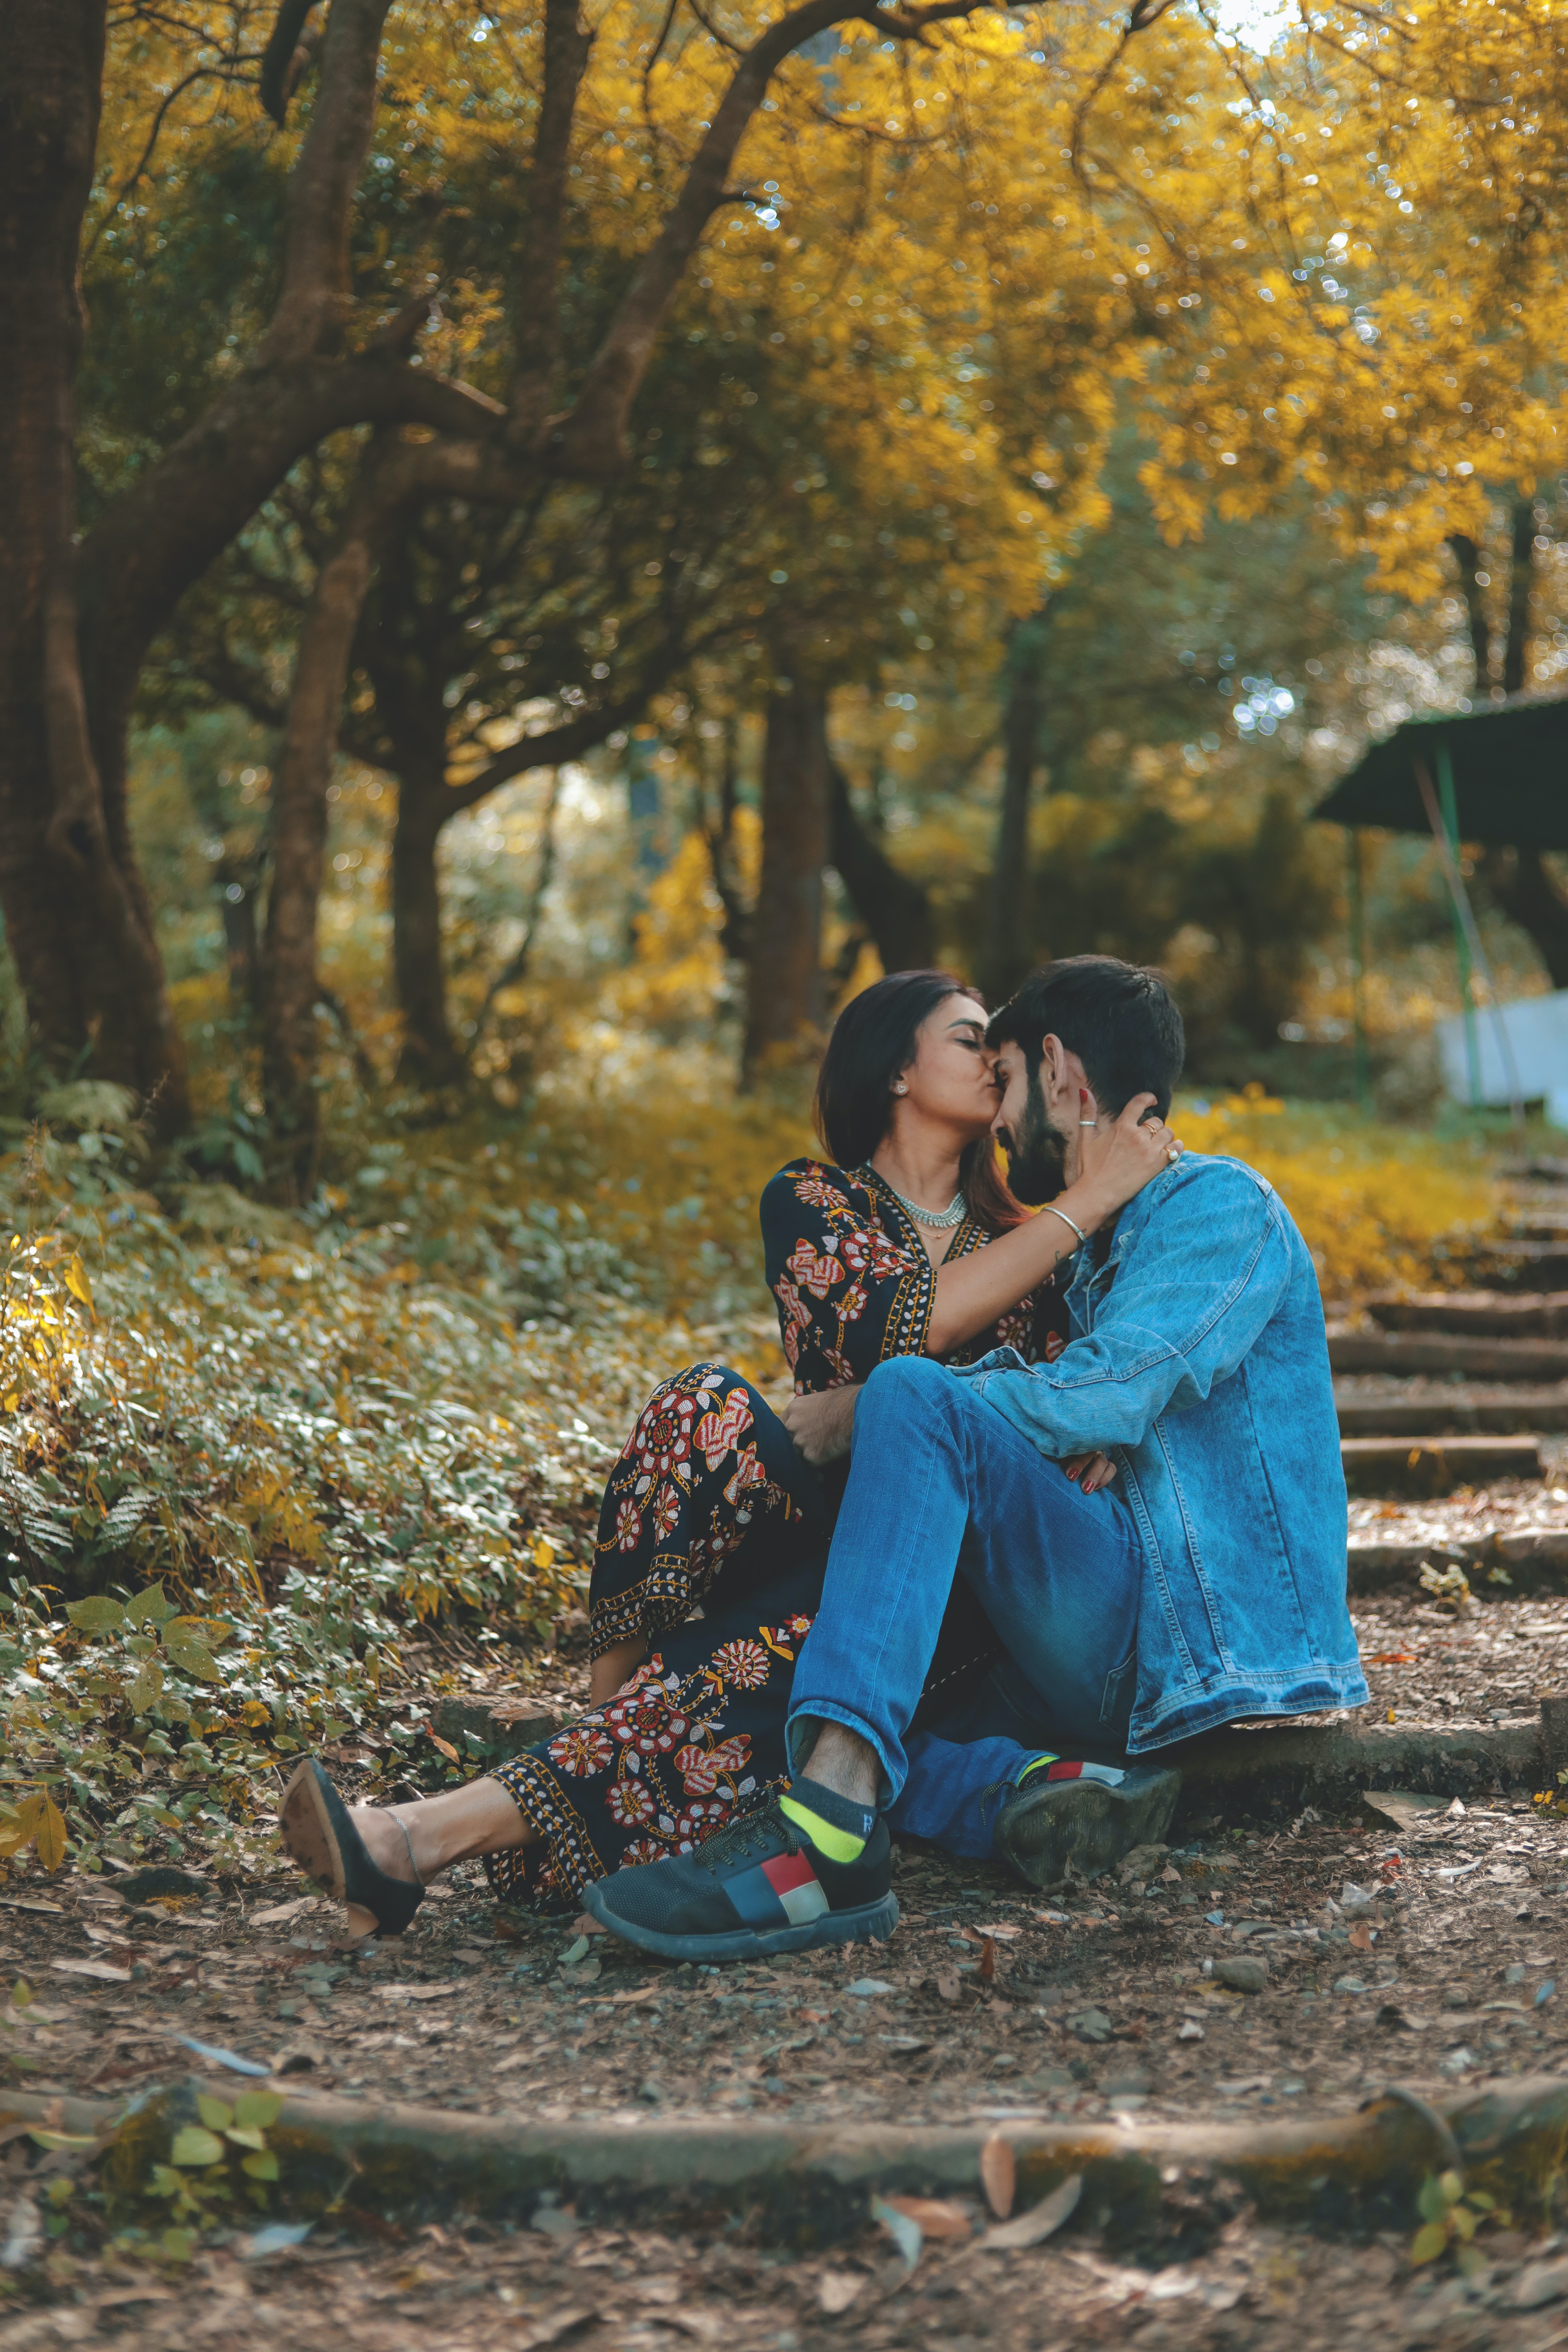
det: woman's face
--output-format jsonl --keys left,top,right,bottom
{"left": 895, "top": 993, "right": 999, "bottom": 1140}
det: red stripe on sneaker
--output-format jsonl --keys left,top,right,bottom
{"left": 1045, "top": 1760, "right": 1083, "bottom": 1781}
{"left": 762, "top": 1852, "right": 818, "bottom": 1895}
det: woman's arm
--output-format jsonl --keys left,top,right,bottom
{"left": 923, "top": 1094, "right": 1177, "bottom": 1358}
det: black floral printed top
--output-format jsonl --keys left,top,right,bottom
{"left": 761, "top": 1157, "right": 1060, "bottom": 1391}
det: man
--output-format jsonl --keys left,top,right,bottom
{"left": 585, "top": 956, "right": 1367, "bottom": 1961}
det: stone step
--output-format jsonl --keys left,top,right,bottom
{"left": 1340, "top": 1435, "right": 1543, "bottom": 1496}
{"left": 1347, "top": 1526, "right": 1568, "bottom": 1594}
{"left": 1490, "top": 1239, "right": 1568, "bottom": 1289}
{"left": 1368, "top": 1289, "right": 1568, "bottom": 1339}
{"left": 1504, "top": 1155, "right": 1568, "bottom": 1184}
{"left": 1329, "top": 1327, "right": 1568, "bottom": 1380}
{"left": 1336, "top": 1387, "right": 1568, "bottom": 1436}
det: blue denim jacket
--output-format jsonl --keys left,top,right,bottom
{"left": 951, "top": 1153, "right": 1367, "bottom": 1750}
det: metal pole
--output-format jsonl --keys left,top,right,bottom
{"left": 1346, "top": 827, "right": 1372, "bottom": 1110}
{"left": 1413, "top": 747, "right": 1525, "bottom": 1126}
{"left": 1433, "top": 740, "right": 1482, "bottom": 1107}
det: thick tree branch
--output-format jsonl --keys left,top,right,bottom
{"left": 507, "top": 0, "right": 594, "bottom": 439}
{"left": 259, "top": 0, "right": 322, "bottom": 124}
{"left": 549, "top": 0, "right": 995, "bottom": 474}
{"left": 256, "top": 0, "right": 394, "bottom": 365}
{"left": 79, "top": 355, "right": 503, "bottom": 739}
{"left": 441, "top": 690, "right": 667, "bottom": 814}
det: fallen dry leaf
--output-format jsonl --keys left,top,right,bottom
{"left": 978, "top": 1935, "right": 997, "bottom": 1983}
{"left": 1348, "top": 1922, "right": 1375, "bottom": 1953}
{"left": 518, "top": 2308, "right": 596, "bottom": 2350}
{"left": 934, "top": 1970, "right": 961, "bottom": 2004}
{"left": 373, "top": 1983, "right": 455, "bottom": 2003}
{"left": 816, "top": 2270, "right": 864, "bottom": 2316}
{"left": 250, "top": 1899, "right": 311, "bottom": 1927}
{"left": 979, "top": 2132, "right": 1016, "bottom": 2220}
{"left": 979, "top": 2174, "right": 1083, "bottom": 2252}
{"left": 882, "top": 2196, "right": 972, "bottom": 2241}
{"left": 50, "top": 1959, "right": 131, "bottom": 1984}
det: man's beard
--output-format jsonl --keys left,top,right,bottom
{"left": 997, "top": 1071, "right": 1069, "bottom": 1206}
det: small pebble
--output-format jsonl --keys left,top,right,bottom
{"left": 1214, "top": 1956, "right": 1268, "bottom": 1995}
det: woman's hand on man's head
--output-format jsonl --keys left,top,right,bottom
{"left": 1078, "top": 1091, "right": 1181, "bottom": 1215}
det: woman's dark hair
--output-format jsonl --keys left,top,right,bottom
{"left": 812, "top": 969, "right": 1024, "bottom": 1234}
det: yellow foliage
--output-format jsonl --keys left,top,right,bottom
{"left": 1179, "top": 1089, "right": 1499, "bottom": 1304}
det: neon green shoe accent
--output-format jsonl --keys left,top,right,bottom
{"left": 779, "top": 1793, "right": 868, "bottom": 1863}
{"left": 1014, "top": 1752, "right": 1061, "bottom": 1790}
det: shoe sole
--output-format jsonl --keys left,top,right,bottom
{"left": 277, "top": 1757, "right": 424, "bottom": 1936}
{"left": 278, "top": 1757, "right": 346, "bottom": 1900}
{"left": 995, "top": 1767, "right": 1182, "bottom": 1888}
{"left": 581, "top": 1880, "right": 899, "bottom": 1964}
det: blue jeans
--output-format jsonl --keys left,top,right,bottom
{"left": 786, "top": 1354, "right": 1144, "bottom": 1861}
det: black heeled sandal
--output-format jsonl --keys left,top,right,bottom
{"left": 278, "top": 1757, "right": 426, "bottom": 1936}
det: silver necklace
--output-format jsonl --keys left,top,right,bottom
{"left": 880, "top": 1178, "right": 968, "bottom": 1230}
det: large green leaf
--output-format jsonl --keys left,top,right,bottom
{"left": 163, "top": 1622, "right": 220, "bottom": 1681}
{"left": 126, "top": 1583, "right": 175, "bottom": 1628}
{"left": 169, "top": 2126, "right": 226, "bottom": 2168}
{"left": 64, "top": 1596, "right": 125, "bottom": 1634}
{"left": 126, "top": 1659, "right": 164, "bottom": 1714}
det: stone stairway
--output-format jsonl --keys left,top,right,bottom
{"left": 1330, "top": 1173, "right": 1568, "bottom": 1497}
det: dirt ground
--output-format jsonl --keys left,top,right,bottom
{"left": 6, "top": 1524, "right": 1568, "bottom": 2344}
{"left": 5, "top": 2196, "right": 1568, "bottom": 2352}
{"left": 4, "top": 1605, "right": 1566, "bottom": 2134}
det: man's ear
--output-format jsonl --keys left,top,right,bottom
{"left": 1039, "top": 1035, "right": 1085, "bottom": 1111}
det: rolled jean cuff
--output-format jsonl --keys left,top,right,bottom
{"left": 785, "top": 1699, "right": 902, "bottom": 1810}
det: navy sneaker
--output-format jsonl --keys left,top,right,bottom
{"left": 994, "top": 1759, "right": 1182, "bottom": 1886}
{"left": 582, "top": 1798, "right": 898, "bottom": 1962}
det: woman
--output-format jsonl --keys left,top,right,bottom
{"left": 278, "top": 970, "right": 1179, "bottom": 1937}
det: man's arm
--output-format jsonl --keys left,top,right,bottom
{"left": 964, "top": 1162, "right": 1292, "bottom": 1459}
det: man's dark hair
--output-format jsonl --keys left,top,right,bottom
{"left": 987, "top": 956, "right": 1185, "bottom": 1118}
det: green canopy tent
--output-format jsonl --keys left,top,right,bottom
{"left": 1311, "top": 693, "right": 1568, "bottom": 1116}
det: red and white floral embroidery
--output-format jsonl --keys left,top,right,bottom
{"left": 673, "top": 1733, "right": 750, "bottom": 1795}
{"left": 618, "top": 1838, "right": 666, "bottom": 1868}
{"left": 607, "top": 1779, "right": 658, "bottom": 1827}
{"left": 790, "top": 1172, "right": 847, "bottom": 1209}
{"left": 650, "top": 1482, "right": 680, "bottom": 1542}
{"left": 722, "top": 1444, "right": 771, "bottom": 1509}
{"left": 840, "top": 1226, "right": 905, "bottom": 1282}
{"left": 785, "top": 1240, "right": 845, "bottom": 1299}
{"left": 695, "top": 1387, "right": 753, "bottom": 1471}
{"left": 547, "top": 1725, "right": 614, "bottom": 1777}
{"left": 675, "top": 1799, "right": 731, "bottom": 1845}
{"left": 604, "top": 1686, "right": 690, "bottom": 1755}
{"left": 615, "top": 1496, "right": 642, "bottom": 1551}
{"left": 630, "top": 1384, "right": 699, "bottom": 1495}
{"left": 710, "top": 1637, "right": 771, "bottom": 1690}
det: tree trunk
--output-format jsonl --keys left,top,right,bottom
{"left": 1447, "top": 534, "right": 1495, "bottom": 691}
{"left": 0, "top": 0, "right": 190, "bottom": 1131}
{"left": 1503, "top": 499, "right": 1536, "bottom": 698}
{"left": 743, "top": 684, "right": 830, "bottom": 1075}
{"left": 828, "top": 758, "right": 933, "bottom": 973}
{"left": 391, "top": 771, "right": 466, "bottom": 1089}
{"left": 985, "top": 606, "right": 1049, "bottom": 1003}
{"left": 261, "top": 511, "right": 379, "bottom": 1198}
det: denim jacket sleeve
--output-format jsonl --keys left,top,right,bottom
{"left": 957, "top": 1161, "right": 1292, "bottom": 1458}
